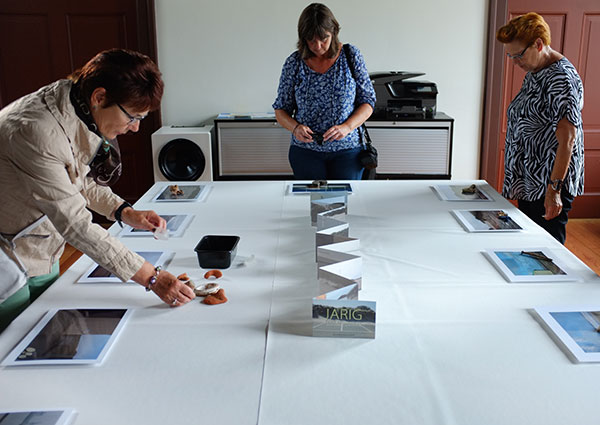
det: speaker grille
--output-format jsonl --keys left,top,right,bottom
{"left": 158, "top": 138, "right": 206, "bottom": 181}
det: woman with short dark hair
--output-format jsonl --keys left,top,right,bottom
{"left": 273, "top": 3, "right": 376, "bottom": 180}
{"left": 0, "top": 49, "right": 195, "bottom": 330}
{"left": 496, "top": 13, "right": 584, "bottom": 244}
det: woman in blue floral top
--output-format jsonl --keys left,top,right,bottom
{"left": 273, "top": 3, "right": 376, "bottom": 180}
{"left": 497, "top": 13, "right": 584, "bottom": 244}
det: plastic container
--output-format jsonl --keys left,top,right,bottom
{"left": 194, "top": 235, "right": 240, "bottom": 269}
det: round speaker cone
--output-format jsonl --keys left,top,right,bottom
{"left": 158, "top": 138, "right": 206, "bottom": 181}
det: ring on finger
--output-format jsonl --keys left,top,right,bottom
{"left": 171, "top": 298, "right": 178, "bottom": 306}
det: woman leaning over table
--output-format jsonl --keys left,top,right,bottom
{"left": 273, "top": 3, "right": 376, "bottom": 180}
{"left": 497, "top": 12, "right": 584, "bottom": 244}
{"left": 0, "top": 49, "right": 195, "bottom": 331}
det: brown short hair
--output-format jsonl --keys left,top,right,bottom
{"left": 69, "top": 49, "right": 164, "bottom": 112}
{"left": 297, "top": 3, "right": 341, "bottom": 59}
{"left": 496, "top": 12, "right": 551, "bottom": 46}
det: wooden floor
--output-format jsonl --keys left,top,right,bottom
{"left": 565, "top": 218, "right": 600, "bottom": 275}
{"left": 58, "top": 219, "right": 600, "bottom": 276}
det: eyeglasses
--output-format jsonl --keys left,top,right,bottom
{"left": 506, "top": 44, "right": 531, "bottom": 60}
{"left": 116, "top": 103, "right": 147, "bottom": 125}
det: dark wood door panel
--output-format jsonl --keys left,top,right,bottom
{"left": 0, "top": 14, "right": 54, "bottom": 107}
{"left": 0, "top": 0, "right": 159, "bottom": 206}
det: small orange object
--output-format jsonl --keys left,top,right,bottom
{"left": 202, "top": 288, "right": 228, "bottom": 305}
{"left": 177, "top": 273, "right": 190, "bottom": 281}
{"left": 204, "top": 269, "right": 223, "bottom": 279}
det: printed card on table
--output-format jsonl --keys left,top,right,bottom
{"left": 451, "top": 209, "right": 523, "bottom": 232}
{"left": 432, "top": 184, "right": 493, "bottom": 201}
{"left": 534, "top": 306, "right": 600, "bottom": 363}
{"left": 309, "top": 192, "right": 376, "bottom": 339}
{"left": 120, "top": 214, "right": 194, "bottom": 238}
{"left": 1, "top": 309, "right": 131, "bottom": 366}
{"left": 483, "top": 248, "right": 579, "bottom": 283}
{"left": 0, "top": 409, "right": 76, "bottom": 425}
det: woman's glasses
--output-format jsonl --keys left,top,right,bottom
{"left": 506, "top": 44, "right": 532, "bottom": 60}
{"left": 116, "top": 103, "right": 147, "bottom": 125}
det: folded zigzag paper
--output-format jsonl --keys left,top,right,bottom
{"left": 310, "top": 193, "right": 376, "bottom": 339}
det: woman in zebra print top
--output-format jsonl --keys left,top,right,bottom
{"left": 496, "top": 12, "right": 584, "bottom": 244}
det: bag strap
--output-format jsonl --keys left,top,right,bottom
{"left": 342, "top": 44, "right": 371, "bottom": 146}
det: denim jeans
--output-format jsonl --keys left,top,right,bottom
{"left": 289, "top": 145, "right": 364, "bottom": 180}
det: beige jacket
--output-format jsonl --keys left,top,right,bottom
{"left": 0, "top": 80, "right": 144, "bottom": 282}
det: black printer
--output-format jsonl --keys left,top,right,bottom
{"left": 370, "top": 71, "right": 438, "bottom": 120}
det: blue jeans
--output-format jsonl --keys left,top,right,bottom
{"left": 289, "top": 145, "right": 364, "bottom": 180}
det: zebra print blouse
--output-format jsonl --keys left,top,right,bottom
{"left": 503, "top": 57, "right": 584, "bottom": 201}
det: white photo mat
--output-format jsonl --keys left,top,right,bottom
{"left": 451, "top": 209, "right": 523, "bottom": 232}
{"left": 78, "top": 251, "right": 173, "bottom": 283}
{"left": 151, "top": 183, "right": 211, "bottom": 202}
{"left": 0, "top": 409, "right": 76, "bottom": 425}
{"left": 483, "top": 248, "right": 579, "bottom": 283}
{"left": 119, "top": 214, "right": 194, "bottom": 238}
{"left": 534, "top": 306, "right": 600, "bottom": 363}
{"left": 1, "top": 308, "right": 131, "bottom": 366}
{"left": 431, "top": 184, "right": 493, "bottom": 201}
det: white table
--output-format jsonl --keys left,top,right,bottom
{"left": 1, "top": 180, "right": 599, "bottom": 425}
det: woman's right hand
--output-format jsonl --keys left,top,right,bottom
{"left": 132, "top": 261, "right": 195, "bottom": 306}
{"left": 293, "top": 124, "right": 314, "bottom": 143}
{"left": 150, "top": 269, "right": 196, "bottom": 307}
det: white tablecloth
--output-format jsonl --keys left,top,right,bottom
{"left": 1, "top": 180, "right": 599, "bottom": 425}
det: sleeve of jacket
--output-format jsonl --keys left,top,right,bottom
{"left": 82, "top": 176, "right": 125, "bottom": 220}
{"left": 9, "top": 124, "right": 144, "bottom": 282}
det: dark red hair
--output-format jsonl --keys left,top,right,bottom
{"left": 69, "top": 48, "right": 164, "bottom": 111}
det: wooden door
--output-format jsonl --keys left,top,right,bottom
{"left": 481, "top": 0, "right": 600, "bottom": 217}
{"left": 0, "top": 0, "right": 160, "bottom": 204}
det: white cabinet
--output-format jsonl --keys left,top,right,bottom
{"left": 214, "top": 113, "right": 453, "bottom": 179}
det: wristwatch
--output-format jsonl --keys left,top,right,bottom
{"left": 550, "top": 179, "right": 563, "bottom": 192}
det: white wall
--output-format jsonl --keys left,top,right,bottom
{"left": 155, "top": 0, "right": 488, "bottom": 179}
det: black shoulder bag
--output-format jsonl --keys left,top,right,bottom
{"left": 343, "top": 44, "right": 378, "bottom": 174}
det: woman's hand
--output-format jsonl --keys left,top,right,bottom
{"left": 293, "top": 124, "right": 315, "bottom": 143}
{"left": 132, "top": 261, "right": 195, "bottom": 307}
{"left": 122, "top": 208, "right": 166, "bottom": 231}
{"left": 544, "top": 187, "right": 562, "bottom": 220}
{"left": 151, "top": 269, "right": 196, "bottom": 307}
{"left": 323, "top": 123, "right": 352, "bottom": 142}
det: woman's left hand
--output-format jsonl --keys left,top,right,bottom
{"left": 543, "top": 188, "right": 562, "bottom": 220}
{"left": 323, "top": 123, "right": 352, "bottom": 142}
{"left": 122, "top": 208, "right": 167, "bottom": 231}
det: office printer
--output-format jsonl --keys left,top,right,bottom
{"left": 370, "top": 71, "right": 438, "bottom": 119}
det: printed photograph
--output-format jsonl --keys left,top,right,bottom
{"left": 312, "top": 299, "right": 376, "bottom": 339}
{"left": 453, "top": 209, "right": 522, "bottom": 232}
{"left": 153, "top": 184, "right": 208, "bottom": 202}
{"left": 0, "top": 410, "right": 74, "bottom": 425}
{"left": 79, "top": 251, "right": 170, "bottom": 283}
{"left": 496, "top": 251, "right": 565, "bottom": 276}
{"left": 550, "top": 311, "right": 600, "bottom": 354}
{"left": 290, "top": 183, "right": 353, "bottom": 194}
{"left": 2, "top": 309, "right": 130, "bottom": 366}
{"left": 432, "top": 184, "right": 493, "bottom": 201}
{"left": 121, "top": 214, "right": 193, "bottom": 238}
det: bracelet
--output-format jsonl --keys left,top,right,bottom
{"left": 145, "top": 265, "right": 162, "bottom": 292}
{"left": 114, "top": 201, "right": 132, "bottom": 228}
{"left": 292, "top": 123, "right": 300, "bottom": 136}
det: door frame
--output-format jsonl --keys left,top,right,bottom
{"left": 479, "top": 0, "right": 508, "bottom": 190}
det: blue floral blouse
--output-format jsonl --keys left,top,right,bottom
{"left": 272, "top": 44, "right": 376, "bottom": 152}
